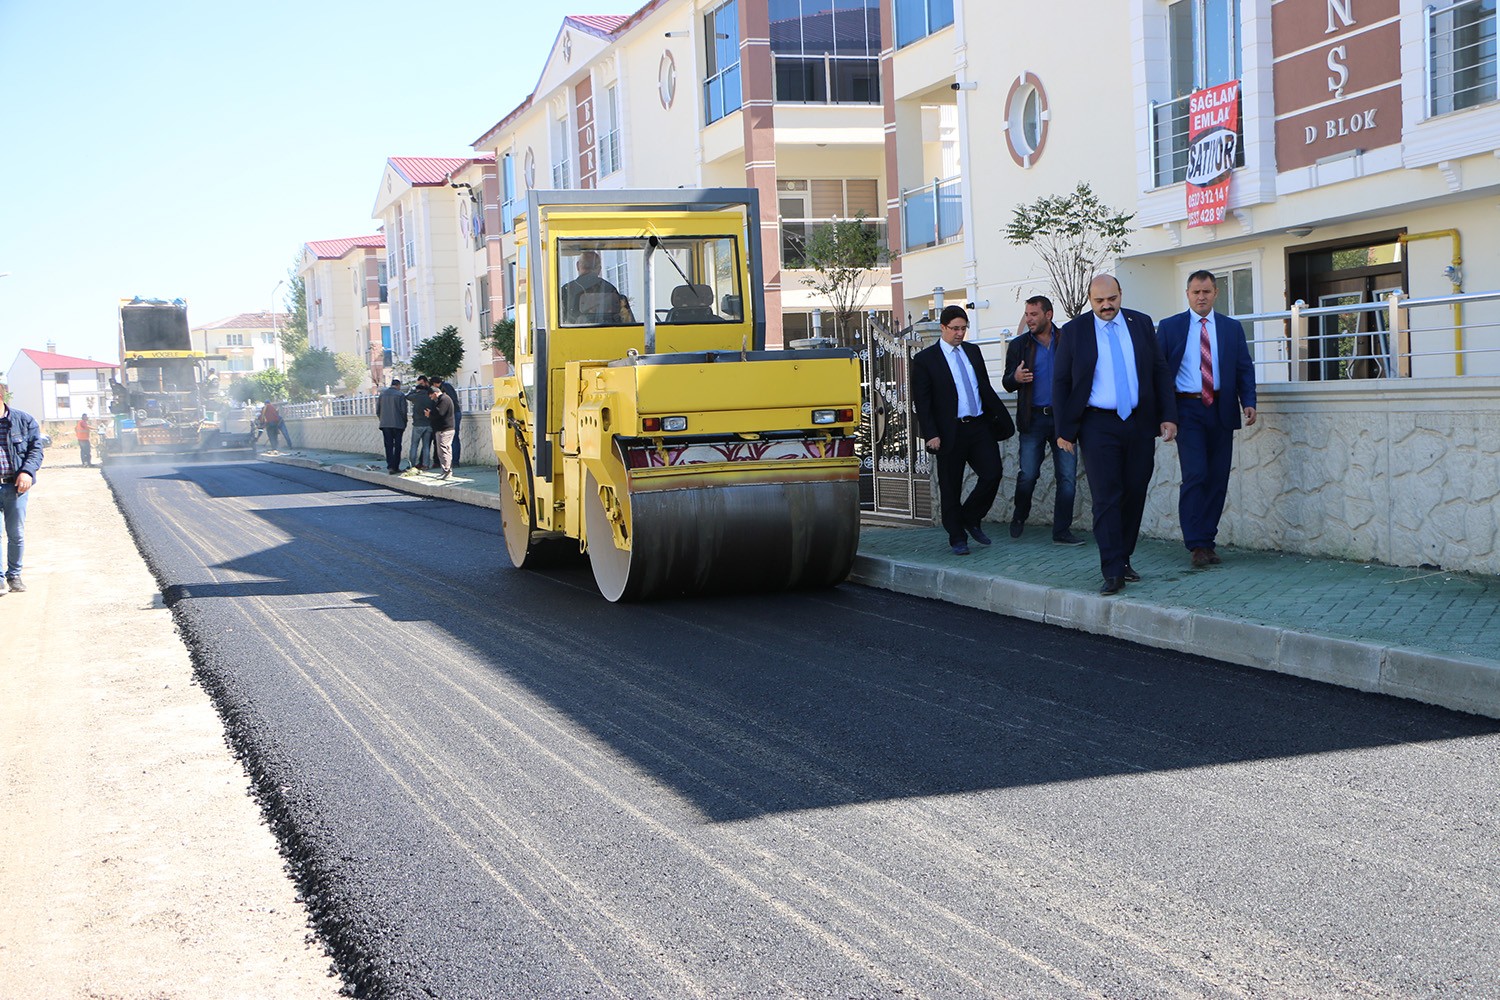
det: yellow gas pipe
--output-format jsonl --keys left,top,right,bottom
{"left": 1397, "top": 229, "right": 1463, "bottom": 375}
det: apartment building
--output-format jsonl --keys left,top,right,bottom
{"left": 885, "top": 0, "right": 1500, "bottom": 379}
{"left": 191, "top": 312, "right": 287, "bottom": 386}
{"left": 4, "top": 347, "right": 116, "bottom": 421}
{"left": 370, "top": 156, "right": 495, "bottom": 379}
{"left": 297, "top": 234, "right": 388, "bottom": 384}
{"left": 470, "top": 1, "right": 891, "bottom": 347}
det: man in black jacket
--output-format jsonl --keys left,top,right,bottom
{"left": 1053, "top": 275, "right": 1177, "bottom": 595}
{"left": 406, "top": 375, "right": 433, "bottom": 471}
{"left": 1001, "top": 295, "right": 1080, "bottom": 544}
{"left": 432, "top": 376, "right": 462, "bottom": 466}
{"left": 911, "top": 304, "right": 1011, "bottom": 556}
{"left": 424, "top": 383, "right": 456, "bottom": 480}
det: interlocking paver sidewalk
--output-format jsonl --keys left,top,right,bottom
{"left": 261, "top": 448, "right": 1500, "bottom": 719}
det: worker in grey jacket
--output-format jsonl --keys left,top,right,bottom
{"left": 375, "top": 378, "right": 408, "bottom": 474}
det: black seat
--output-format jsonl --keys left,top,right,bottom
{"left": 665, "top": 283, "right": 717, "bottom": 323}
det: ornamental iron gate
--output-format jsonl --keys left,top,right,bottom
{"left": 859, "top": 317, "right": 933, "bottom": 524}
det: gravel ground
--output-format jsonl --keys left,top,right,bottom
{"left": 0, "top": 464, "right": 344, "bottom": 999}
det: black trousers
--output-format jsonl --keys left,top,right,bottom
{"left": 1078, "top": 408, "right": 1156, "bottom": 578}
{"left": 935, "top": 419, "right": 1002, "bottom": 546}
{"left": 381, "top": 428, "right": 404, "bottom": 471}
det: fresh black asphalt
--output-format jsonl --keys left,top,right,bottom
{"left": 106, "top": 459, "right": 1500, "bottom": 999}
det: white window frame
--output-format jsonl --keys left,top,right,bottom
{"left": 599, "top": 83, "right": 622, "bottom": 177}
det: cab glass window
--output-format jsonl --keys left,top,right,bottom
{"left": 556, "top": 237, "right": 744, "bottom": 328}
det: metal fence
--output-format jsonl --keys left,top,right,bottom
{"left": 1235, "top": 289, "right": 1500, "bottom": 382}
{"left": 282, "top": 384, "right": 494, "bottom": 420}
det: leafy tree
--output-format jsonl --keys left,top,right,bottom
{"left": 280, "top": 267, "right": 309, "bottom": 358}
{"left": 1004, "top": 182, "right": 1134, "bottom": 319}
{"left": 410, "top": 325, "right": 465, "bottom": 381}
{"left": 288, "top": 346, "right": 339, "bottom": 400}
{"left": 333, "top": 351, "right": 369, "bottom": 393}
{"left": 485, "top": 318, "right": 516, "bottom": 361}
{"left": 232, "top": 368, "right": 288, "bottom": 403}
{"left": 795, "top": 217, "right": 889, "bottom": 343}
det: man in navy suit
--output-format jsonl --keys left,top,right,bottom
{"left": 912, "top": 304, "right": 1011, "bottom": 556}
{"left": 1157, "top": 270, "right": 1258, "bottom": 568}
{"left": 1054, "top": 275, "right": 1177, "bottom": 595}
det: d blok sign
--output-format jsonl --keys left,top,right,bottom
{"left": 1185, "top": 80, "right": 1240, "bottom": 229}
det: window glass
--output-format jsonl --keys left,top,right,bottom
{"left": 705, "top": 1, "right": 743, "bottom": 123}
{"left": 556, "top": 237, "right": 743, "bottom": 328}
{"left": 1429, "top": 0, "right": 1497, "bottom": 115}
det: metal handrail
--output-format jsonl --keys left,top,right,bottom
{"left": 281, "top": 384, "right": 495, "bottom": 420}
{"left": 899, "top": 175, "right": 963, "bottom": 251}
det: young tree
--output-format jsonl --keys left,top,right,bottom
{"left": 232, "top": 368, "right": 288, "bottom": 403}
{"left": 332, "top": 351, "right": 369, "bottom": 393}
{"left": 796, "top": 217, "right": 889, "bottom": 342}
{"left": 280, "top": 267, "right": 309, "bottom": 359}
{"left": 410, "top": 325, "right": 465, "bottom": 381}
{"left": 1004, "top": 182, "right": 1134, "bottom": 319}
{"left": 485, "top": 318, "right": 516, "bottom": 362}
{"left": 288, "top": 346, "right": 339, "bottom": 400}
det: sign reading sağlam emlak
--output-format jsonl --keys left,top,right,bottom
{"left": 1185, "top": 80, "right": 1240, "bottom": 228}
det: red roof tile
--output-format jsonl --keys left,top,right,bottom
{"left": 198, "top": 312, "right": 285, "bottom": 329}
{"left": 21, "top": 349, "right": 117, "bottom": 371}
{"left": 304, "top": 234, "right": 386, "bottom": 260}
{"left": 388, "top": 156, "right": 476, "bottom": 186}
{"left": 567, "top": 14, "right": 629, "bottom": 36}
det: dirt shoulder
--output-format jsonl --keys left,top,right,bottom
{"left": 0, "top": 465, "right": 343, "bottom": 998}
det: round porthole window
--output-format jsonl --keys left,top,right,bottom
{"left": 659, "top": 50, "right": 677, "bottom": 109}
{"left": 1003, "top": 72, "right": 1050, "bottom": 168}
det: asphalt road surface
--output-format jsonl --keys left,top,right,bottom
{"left": 106, "top": 459, "right": 1500, "bottom": 1000}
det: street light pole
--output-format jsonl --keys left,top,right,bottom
{"left": 271, "top": 279, "right": 284, "bottom": 370}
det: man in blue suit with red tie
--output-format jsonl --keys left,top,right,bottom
{"left": 1157, "top": 270, "right": 1258, "bottom": 568}
{"left": 1054, "top": 275, "right": 1177, "bottom": 595}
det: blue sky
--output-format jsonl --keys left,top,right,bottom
{"left": 0, "top": 0, "right": 646, "bottom": 372}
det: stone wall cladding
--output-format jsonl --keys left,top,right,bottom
{"left": 284, "top": 413, "right": 492, "bottom": 467}
{"left": 977, "top": 377, "right": 1500, "bottom": 577}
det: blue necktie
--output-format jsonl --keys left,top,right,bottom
{"left": 1104, "top": 320, "right": 1131, "bottom": 420}
{"left": 954, "top": 346, "right": 980, "bottom": 417}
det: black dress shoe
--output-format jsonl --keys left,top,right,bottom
{"left": 1009, "top": 519, "right": 1024, "bottom": 539}
{"left": 1122, "top": 565, "right": 1141, "bottom": 583}
{"left": 950, "top": 542, "right": 971, "bottom": 556}
{"left": 966, "top": 524, "right": 992, "bottom": 545}
{"left": 1099, "top": 576, "right": 1124, "bottom": 595}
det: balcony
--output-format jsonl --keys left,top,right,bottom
{"left": 900, "top": 176, "right": 962, "bottom": 252}
{"left": 772, "top": 54, "right": 880, "bottom": 104}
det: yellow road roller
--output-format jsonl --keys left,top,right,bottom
{"left": 490, "top": 188, "right": 863, "bottom": 601}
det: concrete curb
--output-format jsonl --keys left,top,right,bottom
{"left": 848, "top": 554, "right": 1500, "bottom": 720}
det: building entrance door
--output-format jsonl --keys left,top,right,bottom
{"left": 1288, "top": 232, "right": 1407, "bottom": 380}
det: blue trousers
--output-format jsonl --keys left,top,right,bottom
{"left": 1078, "top": 408, "right": 1155, "bottom": 578}
{"left": 409, "top": 426, "right": 433, "bottom": 468}
{"left": 1, "top": 483, "right": 28, "bottom": 578}
{"left": 1013, "top": 410, "right": 1077, "bottom": 537}
{"left": 1174, "top": 397, "right": 1235, "bottom": 551}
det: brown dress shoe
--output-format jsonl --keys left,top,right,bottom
{"left": 1191, "top": 547, "right": 1213, "bottom": 568}
{"left": 1208, "top": 549, "right": 1222, "bottom": 564}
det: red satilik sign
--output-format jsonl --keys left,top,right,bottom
{"left": 1185, "top": 80, "right": 1240, "bottom": 228}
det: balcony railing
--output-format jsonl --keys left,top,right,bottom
{"left": 1148, "top": 90, "right": 1246, "bottom": 188}
{"left": 704, "top": 63, "right": 742, "bottom": 125}
{"left": 1426, "top": 0, "right": 1498, "bottom": 116}
{"left": 900, "top": 176, "right": 963, "bottom": 251}
{"left": 781, "top": 218, "right": 888, "bottom": 270}
{"left": 772, "top": 54, "right": 880, "bottom": 104}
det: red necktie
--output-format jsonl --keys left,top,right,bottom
{"left": 1199, "top": 316, "right": 1215, "bottom": 406}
